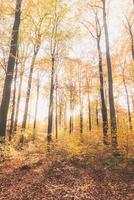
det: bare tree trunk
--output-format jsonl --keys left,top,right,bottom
{"left": 22, "top": 49, "right": 39, "bottom": 130}
{"left": 9, "top": 56, "right": 18, "bottom": 141}
{"left": 64, "top": 102, "right": 67, "bottom": 131}
{"left": 102, "top": 0, "right": 117, "bottom": 149}
{"left": 59, "top": 105, "right": 62, "bottom": 128}
{"left": 14, "top": 64, "right": 25, "bottom": 133}
{"left": 78, "top": 64, "right": 83, "bottom": 134}
{"left": 79, "top": 111, "right": 82, "bottom": 131}
{"left": 122, "top": 67, "right": 132, "bottom": 130}
{"left": 69, "top": 87, "right": 74, "bottom": 134}
{"left": 88, "top": 94, "right": 92, "bottom": 131}
{"left": 96, "top": 100, "right": 99, "bottom": 127}
{"left": 55, "top": 75, "right": 58, "bottom": 139}
{"left": 69, "top": 98, "right": 72, "bottom": 134}
{"left": 33, "top": 73, "right": 40, "bottom": 140}
{"left": 59, "top": 96, "right": 62, "bottom": 129}
{"left": 130, "top": 34, "right": 134, "bottom": 61}
{"left": 0, "top": 0, "right": 22, "bottom": 141}
{"left": 97, "top": 37, "right": 108, "bottom": 144}
{"left": 47, "top": 57, "right": 55, "bottom": 143}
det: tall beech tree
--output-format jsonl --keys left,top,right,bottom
{"left": 102, "top": 0, "right": 118, "bottom": 149}
{"left": 9, "top": 54, "right": 18, "bottom": 140}
{"left": 82, "top": 5, "right": 108, "bottom": 144}
{"left": 0, "top": 0, "right": 22, "bottom": 141}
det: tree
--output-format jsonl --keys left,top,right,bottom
{"left": 121, "top": 60, "right": 132, "bottom": 130}
{"left": 77, "top": 63, "right": 83, "bottom": 134}
{"left": 102, "top": 0, "right": 118, "bottom": 149}
{"left": 9, "top": 52, "right": 18, "bottom": 140}
{"left": 0, "top": 0, "right": 22, "bottom": 141}
{"left": 33, "top": 72, "right": 40, "bottom": 140}
{"left": 14, "top": 43, "right": 30, "bottom": 133}
{"left": 47, "top": 0, "right": 71, "bottom": 143}
{"left": 82, "top": 4, "right": 108, "bottom": 143}
{"left": 22, "top": 0, "right": 50, "bottom": 130}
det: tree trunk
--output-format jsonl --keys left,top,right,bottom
{"left": 64, "top": 102, "right": 67, "bottom": 131}
{"left": 47, "top": 57, "right": 55, "bottom": 143}
{"left": 78, "top": 64, "right": 83, "bottom": 134}
{"left": 80, "top": 108, "right": 83, "bottom": 134}
{"left": 88, "top": 94, "right": 92, "bottom": 131}
{"left": 0, "top": 0, "right": 22, "bottom": 141}
{"left": 122, "top": 67, "right": 132, "bottom": 130}
{"left": 55, "top": 75, "right": 58, "bottom": 139}
{"left": 59, "top": 97, "right": 62, "bottom": 129}
{"left": 69, "top": 89, "right": 73, "bottom": 134}
{"left": 33, "top": 73, "right": 40, "bottom": 140}
{"left": 69, "top": 100, "right": 72, "bottom": 134}
{"left": 22, "top": 50, "right": 39, "bottom": 130}
{"left": 96, "top": 100, "right": 99, "bottom": 127}
{"left": 9, "top": 56, "right": 18, "bottom": 141}
{"left": 97, "top": 37, "right": 108, "bottom": 144}
{"left": 102, "top": 0, "right": 117, "bottom": 149}
{"left": 14, "top": 64, "right": 25, "bottom": 133}
{"left": 130, "top": 33, "right": 134, "bottom": 61}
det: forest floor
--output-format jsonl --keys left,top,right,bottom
{"left": 0, "top": 134, "right": 134, "bottom": 200}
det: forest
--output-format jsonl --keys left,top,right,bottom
{"left": 0, "top": 0, "right": 134, "bottom": 199}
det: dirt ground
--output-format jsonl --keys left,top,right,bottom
{"left": 0, "top": 148, "right": 134, "bottom": 200}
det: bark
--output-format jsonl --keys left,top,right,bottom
{"left": 33, "top": 73, "right": 40, "bottom": 140}
{"left": 14, "top": 64, "right": 25, "bottom": 133}
{"left": 102, "top": 0, "right": 117, "bottom": 149}
{"left": 0, "top": 0, "right": 22, "bottom": 141}
{"left": 64, "top": 102, "right": 67, "bottom": 131}
{"left": 9, "top": 56, "right": 18, "bottom": 141}
{"left": 78, "top": 64, "right": 83, "bottom": 134}
{"left": 130, "top": 33, "right": 134, "bottom": 61}
{"left": 88, "top": 94, "right": 92, "bottom": 131}
{"left": 96, "top": 100, "right": 99, "bottom": 127}
{"left": 97, "top": 37, "right": 108, "bottom": 144}
{"left": 55, "top": 75, "right": 58, "bottom": 139}
{"left": 69, "top": 88, "right": 73, "bottom": 134}
{"left": 122, "top": 67, "right": 132, "bottom": 130}
{"left": 22, "top": 49, "right": 39, "bottom": 130}
{"left": 59, "top": 96, "right": 62, "bottom": 129}
{"left": 80, "top": 109, "right": 83, "bottom": 134}
{"left": 47, "top": 57, "right": 55, "bottom": 143}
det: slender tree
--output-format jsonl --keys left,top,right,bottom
{"left": 22, "top": 44, "right": 40, "bottom": 129}
{"left": 88, "top": 95, "right": 92, "bottom": 131}
{"left": 14, "top": 60, "right": 26, "bottom": 132}
{"left": 121, "top": 61, "right": 132, "bottom": 130}
{"left": 102, "top": 0, "right": 118, "bottom": 149}
{"left": 9, "top": 54, "right": 18, "bottom": 140}
{"left": 33, "top": 72, "right": 40, "bottom": 140}
{"left": 0, "top": 0, "right": 22, "bottom": 141}
{"left": 55, "top": 74, "right": 58, "bottom": 139}
{"left": 82, "top": 6, "right": 108, "bottom": 143}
